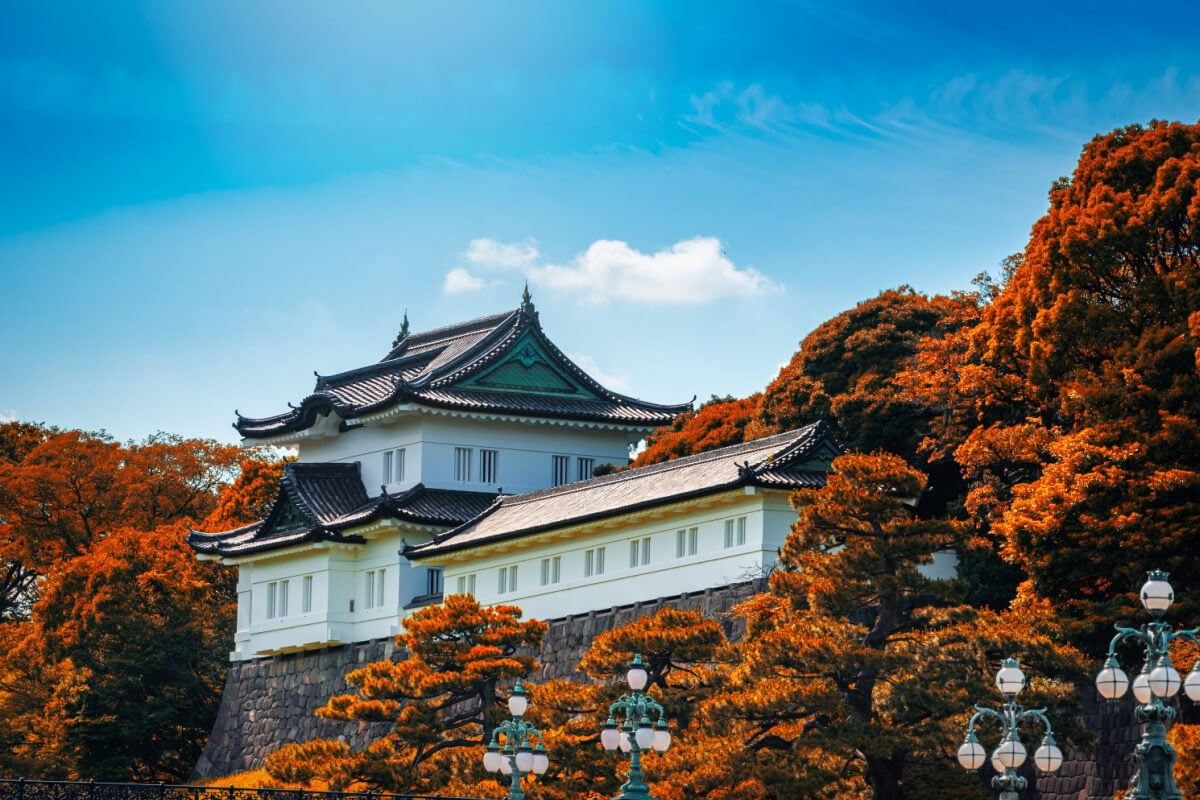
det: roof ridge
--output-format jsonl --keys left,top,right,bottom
{"left": 495, "top": 424, "right": 821, "bottom": 507}
{"left": 400, "top": 309, "right": 516, "bottom": 349}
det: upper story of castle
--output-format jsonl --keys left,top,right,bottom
{"left": 229, "top": 292, "right": 693, "bottom": 499}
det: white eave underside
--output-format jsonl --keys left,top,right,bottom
{"left": 241, "top": 403, "right": 655, "bottom": 447}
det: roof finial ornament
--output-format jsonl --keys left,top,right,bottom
{"left": 392, "top": 310, "right": 410, "bottom": 349}
{"left": 521, "top": 282, "right": 532, "bottom": 308}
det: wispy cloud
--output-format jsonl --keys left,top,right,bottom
{"left": 445, "top": 235, "right": 777, "bottom": 304}
{"left": 565, "top": 352, "right": 631, "bottom": 393}
{"left": 529, "top": 237, "right": 778, "bottom": 304}
{"left": 465, "top": 237, "right": 539, "bottom": 269}
{"left": 0, "top": 409, "right": 18, "bottom": 424}
{"left": 443, "top": 266, "right": 488, "bottom": 293}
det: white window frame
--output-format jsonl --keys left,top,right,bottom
{"left": 577, "top": 457, "right": 595, "bottom": 481}
{"left": 677, "top": 527, "right": 698, "bottom": 558}
{"left": 278, "top": 579, "right": 289, "bottom": 617}
{"left": 426, "top": 567, "right": 444, "bottom": 597}
{"left": 631, "top": 537, "right": 651, "bottom": 566}
{"left": 383, "top": 450, "right": 393, "bottom": 484}
{"left": 584, "top": 547, "right": 606, "bottom": 577}
{"left": 552, "top": 455, "right": 570, "bottom": 486}
{"left": 454, "top": 447, "right": 473, "bottom": 482}
{"left": 456, "top": 573, "right": 477, "bottom": 596}
{"left": 266, "top": 581, "right": 278, "bottom": 619}
{"left": 480, "top": 449, "right": 499, "bottom": 483}
{"left": 301, "top": 575, "right": 313, "bottom": 614}
{"left": 540, "top": 556, "right": 562, "bottom": 586}
{"left": 737, "top": 516, "right": 747, "bottom": 546}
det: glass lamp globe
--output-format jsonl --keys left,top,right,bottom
{"left": 991, "top": 755, "right": 1006, "bottom": 773}
{"left": 600, "top": 721, "right": 620, "bottom": 751}
{"left": 1132, "top": 670, "right": 1153, "bottom": 704}
{"left": 500, "top": 757, "right": 513, "bottom": 776}
{"left": 995, "top": 658, "right": 1026, "bottom": 697}
{"left": 1184, "top": 661, "right": 1200, "bottom": 702}
{"left": 653, "top": 721, "right": 671, "bottom": 753}
{"left": 515, "top": 747, "right": 534, "bottom": 773}
{"left": 993, "top": 733, "right": 1027, "bottom": 769}
{"left": 1140, "top": 571, "right": 1174, "bottom": 614}
{"left": 1148, "top": 657, "right": 1182, "bottom": 698}
{"left": 1034, "top": 735, "right": 1064, "bottom": 772}
{"left": 957, "top": 734, "right": 986, "bottom": 770}
{"left": 627, "top": 655, "right": 649, "bottom": 691}
{"left": 508, "top": 683, "right": 529, "bottom": 717}
{"left": 532, "top": 747, "right": 549, "bottom": 775}
{"left": 483, "top": 747, "right": 502, "bottom": 773}
{"left": 1095, "top": 657, "right": 1129, "bottom": 700}
{"left": 619, "top": 732, "right": 632, "bottom": 753}
{"left": 635, "top": 720, "right": 655, "bottom": 749}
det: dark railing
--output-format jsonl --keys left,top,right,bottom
{"left": 0, "top": 780, "right": 488, "bottom": 800}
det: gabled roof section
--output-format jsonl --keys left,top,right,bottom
{"left": 406, "top": 421, "right": 840, "bottom": 561}
{"left": 187, "top": 461, "right": 497, "bottom": 559}
{"left": 235, "top": 296, "right": 691, "bottom": 439}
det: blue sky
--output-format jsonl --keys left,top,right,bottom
{"left": 3, "top": 1, "right": 1199, "bottom": 444}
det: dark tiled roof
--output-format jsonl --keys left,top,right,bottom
{"left": 407, "top": 422, "right": 840, "bottom": 560}
{"left": 188, "top": 461, "right": 497, "bottom": 558}
{"left": 235, "top": 300, "right": 691, "bottom": 439}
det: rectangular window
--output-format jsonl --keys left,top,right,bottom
{"left": 382, "top": 450, "right": 393, "bottom": 484}
{"left": 365, "top": 569, "right": 386, "bottom": 609}
{"left": 301, "top": 575, "right": 313, "bottom": 614}
{"left": 480, "top": 449, "right": 499, "bottom": 483}
{"left": 426, "top": 568, "right": 443, "bottom": 597}
{"left": 540, "top": 556, "right": 562, "bottom": 586}
{"left": 456, "top": 573, "right": 477, "bottom": 596}
{"left": 454, "top": 448, "right": 473, "bottom": 482}
{"left": 676, "top": 527, "right": 698, "bottom": 557}
{"left": 577, "top": 457, "right": 595, "bottom": 481}
{"left": 266, "top": 581, "right": 278, "bottom": 619}
{"left": 394, "top": 448, "right": 406, "bottom": 483}
{"left": 498, "top": 565, "right": 519, "bottom": 594}
{"left": 278, "top": 579, "right": 289, "bottom": 617}
{"left": 631, "top": 537, "right": 651, "bottom": 566}
{"left": 737, "top": 516, "right": 747, "bottom": 546}
{"left": 584, "top": 547, "right": 606, "bottom": 577}
{"left": 552, "top": 455, "right": 570, "bottom": 486}
{"left": 724, "top": 519, "right": 734, "bottom": 549}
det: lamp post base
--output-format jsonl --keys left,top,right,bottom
{"left": 1127, "top": 719, "right": 1182, "bottom": 800}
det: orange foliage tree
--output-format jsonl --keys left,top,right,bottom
{"left": 0, "top": 422, "right": 278, "bottom": 780}
{"left": 264, "top": 594, "right": 547, "bottom": 794}
{"left": 671, "top": 453, "right": 1087, "bottom": 800}
{"left": 634, "top": 395, "right": 761, "bottom": 467}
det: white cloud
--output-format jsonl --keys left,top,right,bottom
{"left": 465, "top": 237, "right": 539, "bottom": 270}
{"left": 528, "top": 237, "right": 777, "bottom": 304}
{"left": 443, "top": 267, "right": 487, "bottom": 293}
{"left": 565, "top": 352, "right": 631, "bottom": 393}
{"left": 0, "top": 409, "right": 17, "bottom": 424}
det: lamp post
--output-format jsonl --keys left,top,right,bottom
{"left": 957, "top": 658, "right": 1064, "bottom": 800}
{"left": 482, "top": 681, "right": 550, "bottom": 800}
{"left": 600, "top": 654, "right": 672, "bottom": 800}
{"left": 1093, "top": 570, "right": 1200, "bottom": 800}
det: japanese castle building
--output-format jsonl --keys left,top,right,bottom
{"left": 189, "top": 294, "right": 843, "bottom": 661}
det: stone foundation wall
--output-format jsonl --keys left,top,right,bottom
{"left": 191, "top": 579, "right": 1161, "bottom": 800}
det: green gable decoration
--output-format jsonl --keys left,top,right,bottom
{"left": 462, "top": 333, "right": 599, "bottom": 398}
{"left": 272, "top": 499, "right": 309, "bottom": 535}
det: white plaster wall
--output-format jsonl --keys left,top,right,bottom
{"left": 298, "top": 412, "right": 637, "bottom": 496}
{"left": 231, "top": 532, "right": 441, "bottom": 660}
{"left": 440, "top": 496, "right": 775, "bottom": 623}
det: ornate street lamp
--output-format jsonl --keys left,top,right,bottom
{"left": 957, "top": 658, "right": 1063, "bottom": 800}
{"left": 1094, "top": 570, "right": 1200, "bottom": 800}
{"left": 600, "top": 654, "right": 672, "bottom": 800}
{"left": 483, "top": 681, "right": 550, "bottom": 800}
